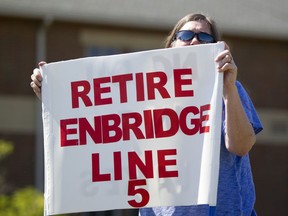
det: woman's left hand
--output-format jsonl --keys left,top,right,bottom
{"left": 215, "top": 42, "right": 238, "bottom": 97}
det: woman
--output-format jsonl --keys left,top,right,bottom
{"left": 31, "top": 13, "right": 263, "bottom": 216}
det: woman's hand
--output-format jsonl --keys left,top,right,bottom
{"left": 30, "top": 61, "right": 46, "bottom": 100}
{"left": 215, "top": 42, "right": 238, "bottom": 98}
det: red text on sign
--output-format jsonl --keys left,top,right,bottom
{"left": 71, "top": 68, "right": 194, "bottom": 108}
{"left": 91, "top": 149, "right": 178, "bottom": 182}
{"left": 60, "top": 104, "right": 210, "bottom": 146}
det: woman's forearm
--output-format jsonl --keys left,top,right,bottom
{"left": 223, "top": 85, "right": 256, "bottom": 156}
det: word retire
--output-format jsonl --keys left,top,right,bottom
{"left": 71, "top": 68, "right": 194, "bottom": 108}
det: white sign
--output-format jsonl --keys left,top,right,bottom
{"left": 41, "top": 43, "right": 224, "bottom": 215}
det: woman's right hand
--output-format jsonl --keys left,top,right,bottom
{"left": 30, "top": 61, "right": 46, "bottom": 100}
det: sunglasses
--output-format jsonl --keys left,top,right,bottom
{"left": 175, "top": 30, "right": 215, "bottom": 44}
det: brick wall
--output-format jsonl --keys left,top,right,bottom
{"left": 0, "top": 17, "right": 38, "bottom": 96}
{"left": 224, "top": 36, "right": 288, "bottom": 109}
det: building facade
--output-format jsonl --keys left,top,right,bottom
{"left": 0, "top": 1, "right": 287, "bottom": 215}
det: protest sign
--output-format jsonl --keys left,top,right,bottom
{"left": 41, "top": 42, "right": 224, "bottom": 215}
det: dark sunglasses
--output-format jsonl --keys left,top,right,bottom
{"left": 175, "top": 30, "right": 215, "bottom": 43}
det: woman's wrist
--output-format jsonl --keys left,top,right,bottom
{"left": 223, "top": 82, "right": 237, "bottom": 101}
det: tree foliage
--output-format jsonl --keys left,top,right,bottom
{"left": 0, "top": 140, "right": 44, "bottom": 215}
{"left": 0, "top": 187, "right": 44, "bottom": 216}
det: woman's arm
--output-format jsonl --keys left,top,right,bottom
{"left": 216, "top": 42, "right": 256, "bottom": 156}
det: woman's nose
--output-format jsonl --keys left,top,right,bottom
{"left": 190, "top": 36, "right": 200, "bottom": 45}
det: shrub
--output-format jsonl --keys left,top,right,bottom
{"left": 0, "top": 187, "right": 44, "bottom": 216}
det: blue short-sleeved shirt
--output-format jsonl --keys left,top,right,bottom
{"left": 139, "top": 81, "right": 263, "bottom": 216}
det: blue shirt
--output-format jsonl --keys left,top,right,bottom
{"left": 139, "top": 81, "right": 263, "bottom": 216}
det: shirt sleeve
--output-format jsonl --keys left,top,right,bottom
{"left": 236, "top": 81, "right": 263, "bottom": 135}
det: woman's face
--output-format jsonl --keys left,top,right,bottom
{"left": 173, "top": 20, "right": 212, "bottom": 47}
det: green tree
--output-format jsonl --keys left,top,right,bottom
{"left": 0, "top": 139, "right": 14, "bottom": 193}
{"left": 0, "top": 187, "right": 44, "bottom": 216}
{"left": 0, "top": 140, "right": 44, "bottom": 215}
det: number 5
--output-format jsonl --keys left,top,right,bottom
{"left": 128, "top": 179, "right": 150, "bottom": 207}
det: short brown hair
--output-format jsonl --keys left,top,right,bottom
{"left": 164, "top": 13, "right": 220, "bottom": 48}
